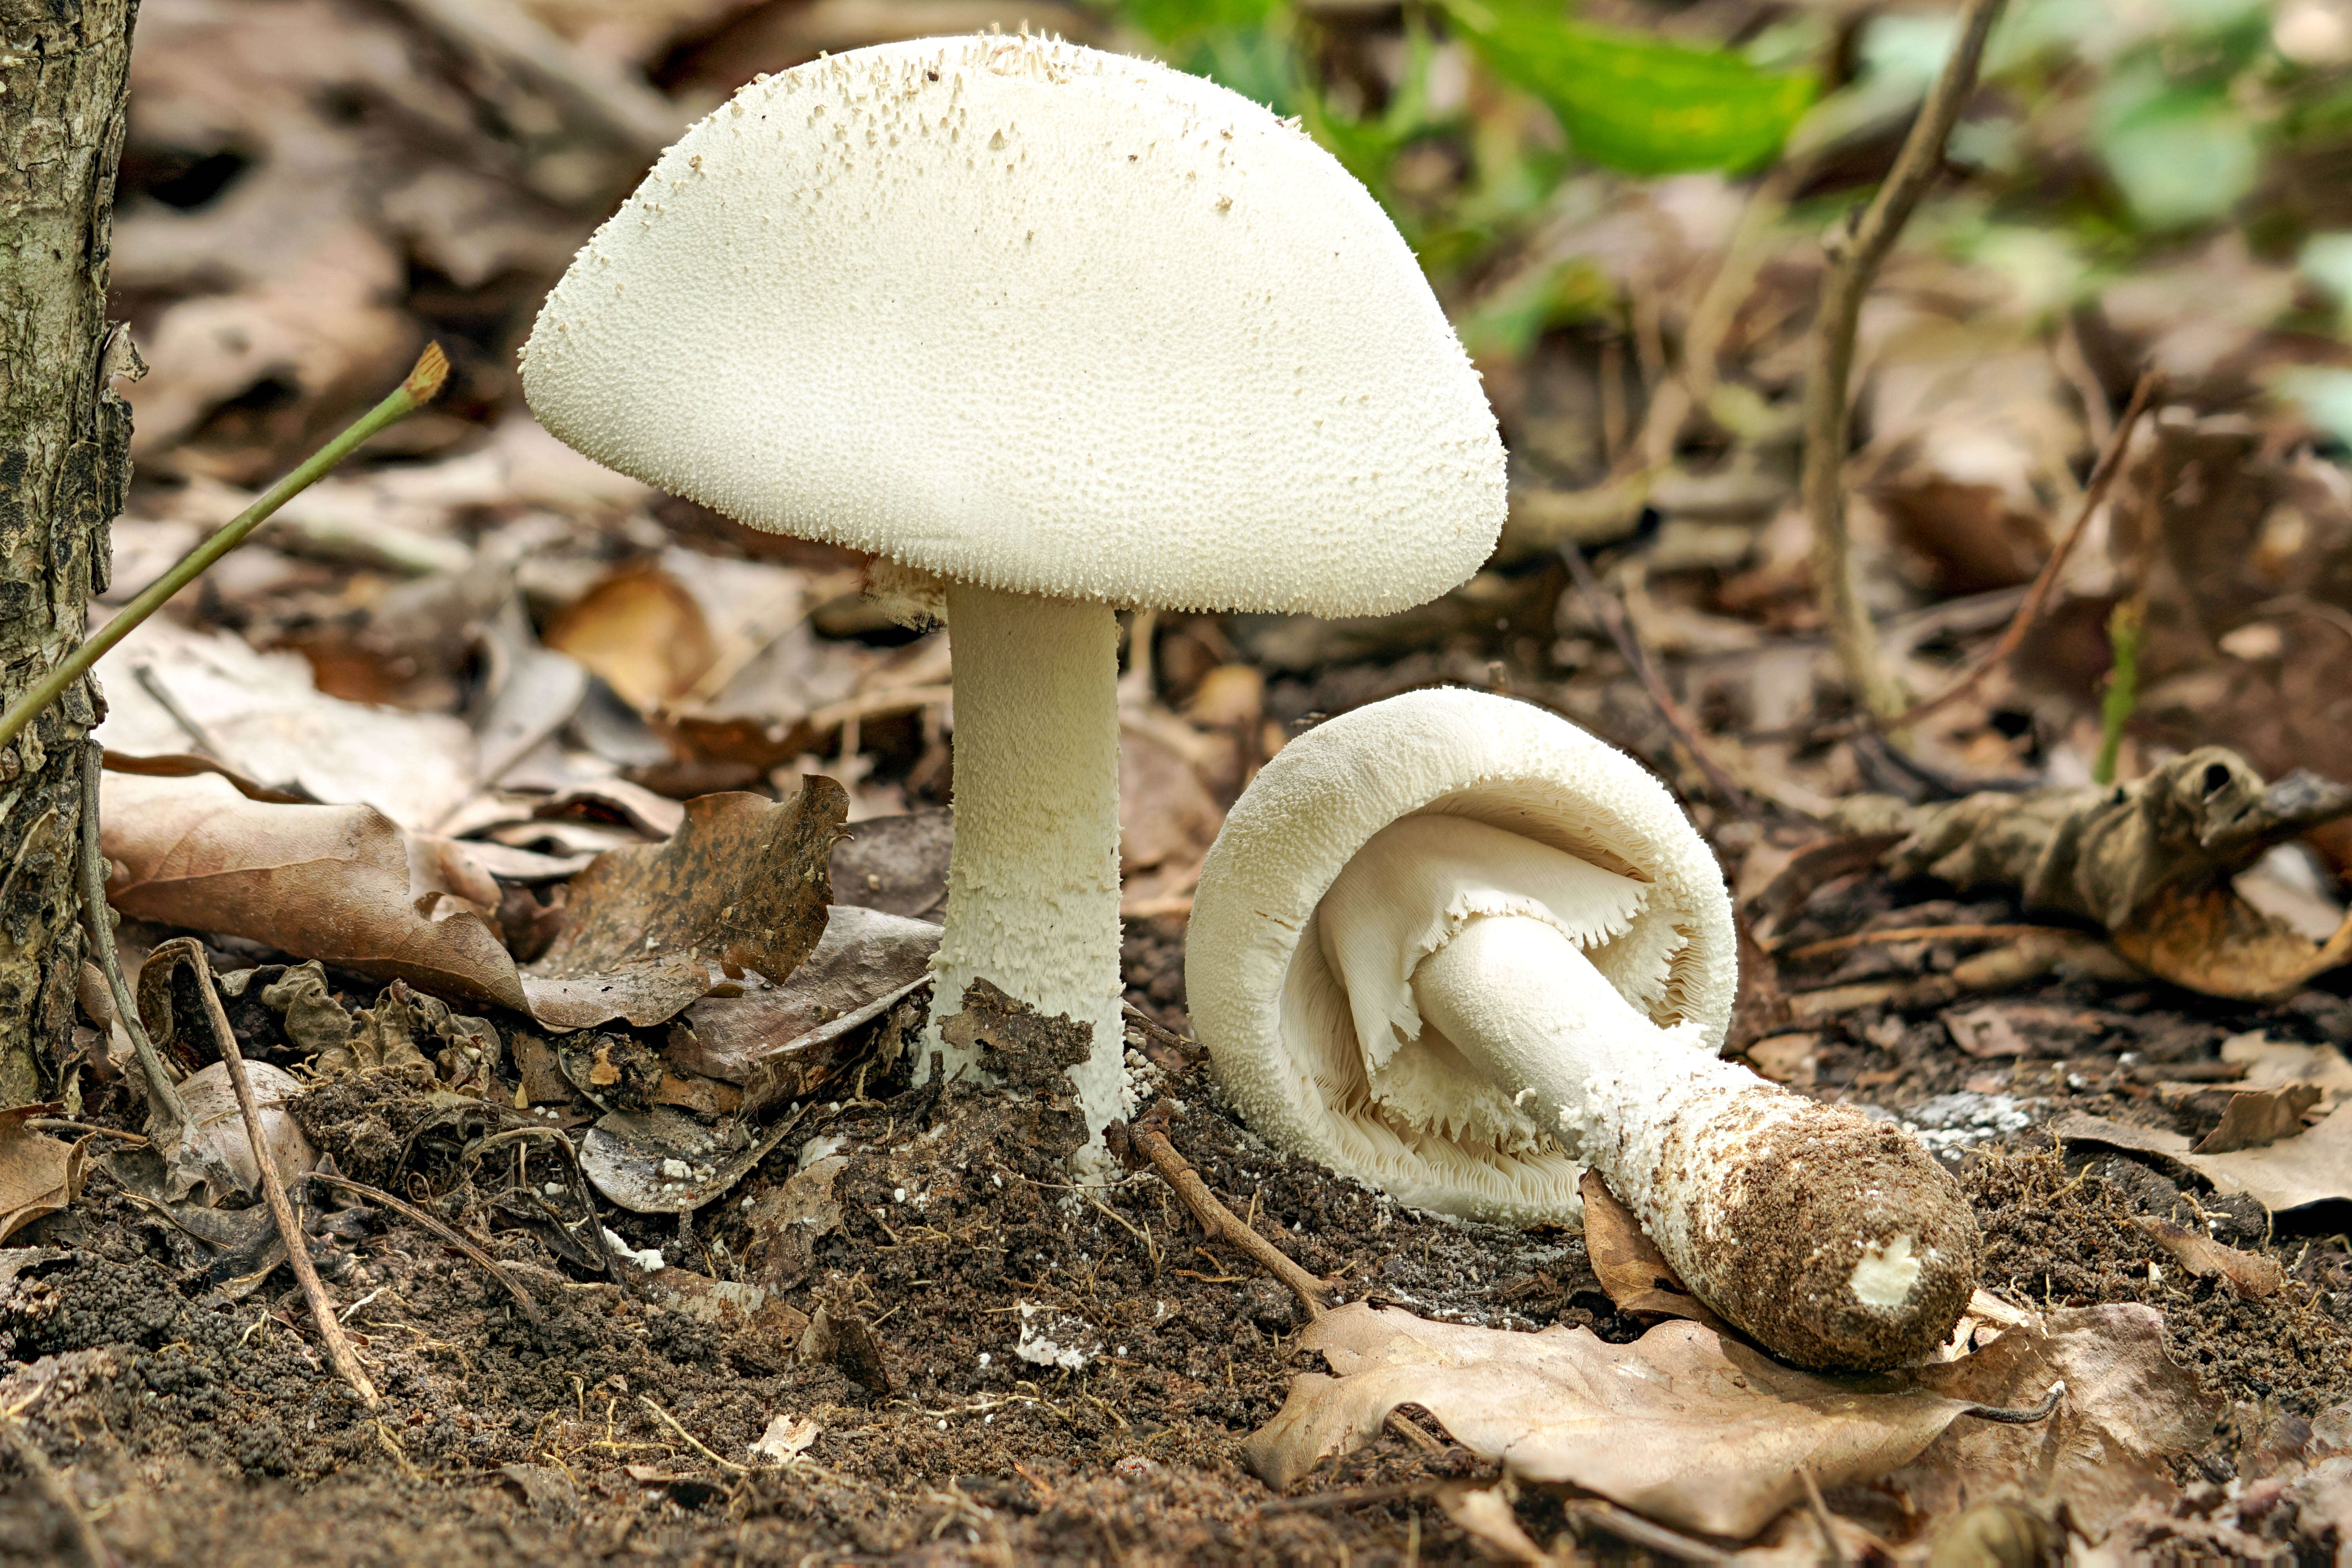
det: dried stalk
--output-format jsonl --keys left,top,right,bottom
{"left": 1882, "top": 370, "right": 2160, "bottom": 730}
{"left": 76, "top": 742, "right": 188, "bottom": 1142}
{"left": 179, "top": 944, "right": 380, "bottom": 1407}
{"left": 1561, "top": 543, "right": 1757, "bottom": 818}
{"left": 1800, "top": 0, "right": 2008, "bottom": 720}
{"left": 1127, "top": 1122, "right": 1327, "bottom": 1322}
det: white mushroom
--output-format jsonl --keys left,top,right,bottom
{"left": 1187, "top": 688, "right": 1977, "bottom": 1369}
{"left": 519, "top": 35, "right": 1504, "bottom": 1142}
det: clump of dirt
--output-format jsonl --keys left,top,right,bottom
{"left": 1965, "top": 1148, "right": 2352, "bottom": 1419}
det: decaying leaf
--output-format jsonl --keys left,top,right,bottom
{"left": 577, "top": 1105, "right": 800, "bottom": 1214}
{"left": 1242, "top": 1303, "right": 2026, "bottom": 1538}
{"left": 742, "top": 1155, "right": 847, "bottom": 1292}
{"left": 2131, "top": 1216, "right": 2285, "bottom": 1297}
{"left": 2194, "top": 1082, "right": 2322, "bottom": 1154}
{"left": 2054, "top": 1104, "right": 2352, "bottom": 1212}
{"left": 1577, "top": 1170, "right": 1731, "bottom": 1334}
{"left": 751, "top": 1414, "right": 820, "bottom": 1466}
{"left": 668, "top": 905, "right": 938, "bottom": 1083}
{"left": 1887, "top": 1304, "right": 2223, "bottom": 1537}
{"left": 526, "top": 780, "right": 845, "bottom": 1029}
{"left": 1837, "top": 748, "right": 2352, "bottom": 1000}
{"left": 829, "top": 809, "right": 952, "bottom": 921}
{"left": 0, "top": 1108, "right": 93, "bottom": 1245}
{"left": 177, "top": 1061, "right": 318, "bottom": 1195}
{"left": 105, "top": 769, "right": 530, "bottom": 1013}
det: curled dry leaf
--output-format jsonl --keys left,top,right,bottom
{"left": 670, "top": 904, "right": 939, "bottom": 1083}
{"left": 577, "top": 1105, "right": 800, "bottom": 1214}
{"left": 2053, "top": 1105, "right": 2352, "bottom": 1212}
{"left": 1837, "top": 748, "right": 2352, "bottom": 1000}
{"left": 2131, "top": 1216, "right": 2285, "bottom": 1298}
{"left": 1243, "top": 1302, "right": 2026, "bottom": 1539}
{"left": 177, "top": 1061, "right": 318, "bottom": 1195}
{"left": 524, "top": 780, "right": 844, "bottom": 1029}
{"left": 2194, "top": 1082, "right": 2323, "bottom": 1154}
{"left": 1577, "top": 1169, "right": 1732, "bottom": 1335}
{"left": 106, "top": 769, "right": 848, "bottom": 1033}
{"left": 1887, "top": 1303, "right": 2223, "bottom": 1537}
{"left": 105, "top": 770, "right": 526, "bottom": 1013}
{"left": 0, "top": 1107, "right": 94, "bottom": 1246}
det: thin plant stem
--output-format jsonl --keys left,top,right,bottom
{"left": 1126, "top": 1119, "right": 1327, "bottom": 1322}
{"left": 76, "top": 740, "right": 188, "bottom": 1140}
{"left": 171, "top": 939, "right": 381, "bottom": 1408}
{"left": 1881, "top": 369, "right": 2161, "bottom": 731}
{"left": 2094, "top": 597, "right": 2145, "bottom": 786}
{"left": 1800, "top": 0, "right": 2007, "bottom": 720}
{"left": 0, "top": 343, "right": 449, "bottom": 755}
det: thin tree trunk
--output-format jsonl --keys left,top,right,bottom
{"left": 0, "top": 0, "right": 139, "bottom": 1103}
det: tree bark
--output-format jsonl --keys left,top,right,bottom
{"left": 0, "top": 0, "right": 139, "bottom": 1104}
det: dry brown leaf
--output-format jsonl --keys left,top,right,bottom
{"left": 104, "top": 770, "right": 529, "bottom": 1013}
{"left": 1741, "top": 1032, "right": 1818, "bottom": 1084}
{"left": 1118, "top": 726, "right": 1226, "bottom": 877}
{"left": 2053, "top": 1105, "right": 2352, "bottom": 1212}
{"left": 544, "top": 560, "right": 717, "bottom": 712}
{"left": 670, "top": 904, "right": 938, "bottom": 1083}
{"left": 1242, "top": 1303, "right": 2007, "bottom": 1538}
{"left": 1888, "top": 1304, "right": 2221, "bottom": 1537}
{"left": 2221, "top": 1029, "right": 2352, "bottom": 1110}
{"left": 2194, "top": 1083, "right": 2323, "bottom": 1153}
{"left": 94, "top": 618, "right": 478, "bottom": 829}
{"left": 525, "top": 781, "right": 845, "bottom": 1030}
{"left": 177, "top": 1061, "right": 318, "bottom": 1194}
{"left": 1942, "top": 1007, "right": 2033, "bottom": 1059}
{"left": 2182, "top": 1102, "right": 2352, "bottom": 1212}
{"left": 2130, "top": 1216, "right": 2285, "bottom": 1297}
{"left": 1576, "top": 1170, "right": 1732, "bottom": 1335}
{"left": 0, "top": 1107, "right": 92, "bottom": 1246}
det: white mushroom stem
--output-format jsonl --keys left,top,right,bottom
{"left": 927, "top": 581, "right": 1126, "bottom": 1136}
{"left": 1323, "top": 813, "right": 1976, "bottom": 1370}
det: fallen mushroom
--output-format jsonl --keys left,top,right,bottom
{"left": 1187, "top": 688, "right": 1978, "bottom": 1370}
{"left": 519, "top": 35, "right": 1505, "bottom": 1141}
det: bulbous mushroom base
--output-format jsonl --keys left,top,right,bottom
{"left": 1670, "top": 1104, "right": 1978, "bottom": 1370}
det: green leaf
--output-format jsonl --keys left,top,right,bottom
{"left": 1441, "top": 0, "right": 1814, "bottom": 174}
{"left": 2092, "top": 69, "right": 2258, "bottom": 229}
{"left": 1118, "top": 0, "right": 1277, "bottom": 47}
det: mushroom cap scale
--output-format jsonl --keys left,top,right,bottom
{"left": 521, "top": 35, "right": 1504, "bottom": 618}
{"left": 1185, "top": 687, "right": 1735, "bottom": 1225}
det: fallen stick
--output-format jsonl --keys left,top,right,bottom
{"left": 75, "top": 742, "right": 190, "bottom": 1144}
{"left": 1880, "top": 369, "right": 2162, "bottom": 731}
{"left": 307, "top": 1172, "right": 546, "bottom": 1336}
{"left": 175, "top": 942, "right": 380, "bottom": 1407}
{"left": 1120, "top": 1117, "right": 1327, "bottom": 1322}
{"left": 1777, "top": 923, "right": 2084, "bottom": 963}
{"left": 1800, "top": 0, "right": 2008, "bottom": 720}
{"left": 1560, "top": 543, "right": 1757, "bottom": 818}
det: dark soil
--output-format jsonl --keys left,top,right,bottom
{"left": 5, "top": 891, "right": 2350, "bottom": 1564}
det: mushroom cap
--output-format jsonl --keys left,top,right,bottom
{"left": 521, "top": 35, "right": 1505, "bottom": 617}
{"left": 1185, "top": 687, "right": 1735, "bottom": 1223}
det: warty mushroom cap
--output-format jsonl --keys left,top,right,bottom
{"left": 1185, "top": 686, "right": 1737, "bottom": 1225}
{"left": 519, "top": 33, "right": 1505, "bottom": 616}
